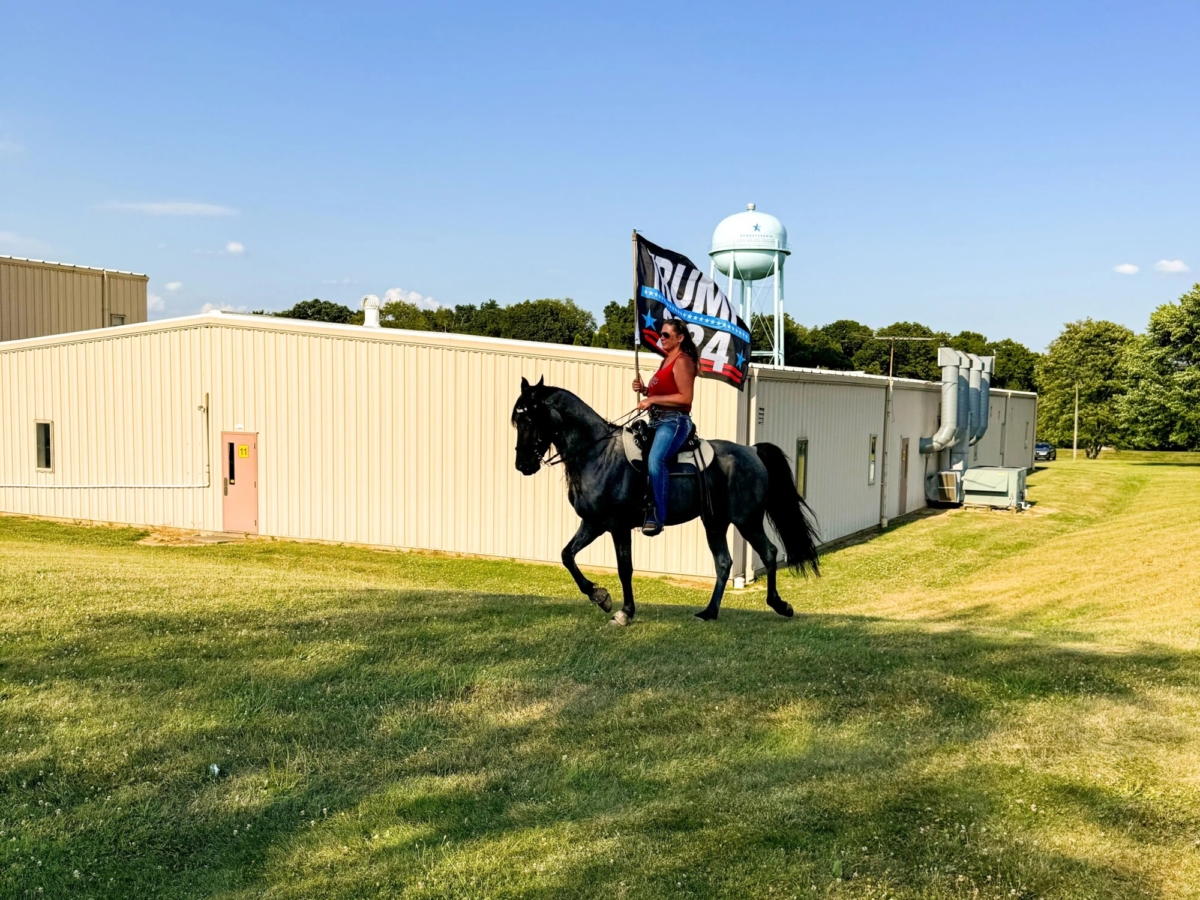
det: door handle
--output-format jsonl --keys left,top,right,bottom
{"left": 224, "top": 477, "right": 228, "bottom": 496}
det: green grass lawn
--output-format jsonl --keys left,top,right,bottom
{"left": 3, "top": 455, "right": 1200, "bottom": 899}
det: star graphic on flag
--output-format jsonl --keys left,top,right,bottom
{"left": 642, "top": 310, "right": 656, "bottom": 329}
{"left": 752, "top": 223, "right": 760, "bottom": 232}
{"left": 736, "top": 351, "right": 746, "bottom": 368}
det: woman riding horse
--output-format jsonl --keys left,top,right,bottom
{"left": 512, "top": 370, "right": 820, "bottom": 624}
{"left": 631, "top": 319, "right": 699, "bottom": 537}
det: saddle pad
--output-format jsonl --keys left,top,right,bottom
{"left": 622, "top": 426, "right": 715, "bottom": 471}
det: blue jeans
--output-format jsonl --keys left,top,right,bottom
{"left": 646, "top": 411, "right": 693, "bottom": 525}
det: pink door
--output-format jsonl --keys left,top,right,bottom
{"left": 222, "top": 432, "right": 259, "bottom": 533}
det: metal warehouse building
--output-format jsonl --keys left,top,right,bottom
{"left": 1, "top": 255, "right": 148, "bottom": 341}
{"left": 0, "top": 312, "right": 1036, "bottom": 580}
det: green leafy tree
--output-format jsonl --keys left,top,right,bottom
{"left": 1036, "top": 319, "right": 1135, "bottom": 458}
{"left": 270, "top": 299, "right": 360, "bottom": 324}
{"left": 592, "top": 300, "right": 636, "bottom": 350}
{"left": 1119, "top": 283, "right": 1200, "bottom": 450}
{"left": 852, "top": 322, "right": 948, "bottom": 380}
{"left": 813, "top": 319, "right": 874, "bottom": 369}
{"left": 500, "top": 298, "right": 596, "bottom": 346}
{"left": 985, "top": 338, "right": 1040, "bottom": 392}
{"left": 949, "top": 330, "right": 989, "bottom": 357}
{"left": 455, "top": 300, "right": 506, "bottom": 338}
{"left": 379, "top": 301, "right": 434, "bottom": 331}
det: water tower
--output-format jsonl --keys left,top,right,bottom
{"left": 709, "top": 204, "right": 791, "bottom": 367}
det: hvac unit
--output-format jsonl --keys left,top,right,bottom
{"left": 929, "top": 470, "right": 962, "bottom": 504}
{"left": 962, "top": 467, "right": 1027, "bottom": 509}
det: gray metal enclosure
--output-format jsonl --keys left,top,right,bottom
{"left": 1, "top": 256, "right": 148, "bottom": 342}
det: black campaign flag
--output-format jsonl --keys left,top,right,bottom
{"left": 633, "top": 234, "right": 751, "bottom": 389}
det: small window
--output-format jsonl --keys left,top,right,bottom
{"left": 868, "top": 434, "right": 878, "bottom": 485}
{"left": 1024, "top": 422, "right": 1030, "bottom": 449}
{"left": 795, "top": 439, "right": 808, "bottom": 499}
{"left": 756, "top": 407, "right": 766, "bottom": 426}
{"left": 36, "top": 421, "right": 53, "bottom": 471}
{"left": 110, "top": 314, "right": 125, "bottom": 327}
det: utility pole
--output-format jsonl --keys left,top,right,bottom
{"left": 1073, "top": 382, "right": 1079, "bottom": 460}
{"left": 869, "top": 334, "right": 934, "bottom": 528}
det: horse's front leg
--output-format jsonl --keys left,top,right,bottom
{"left": 561, "top": 519, "right": 612, "bottom": 613}
{"left": 609, "top": 528, "right": 636, "bottom": 626}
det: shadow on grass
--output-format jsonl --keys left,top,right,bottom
{"left": 3, "top": 588, "right": 1197, "bottom": 899}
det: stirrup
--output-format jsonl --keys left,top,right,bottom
{"left": 641, "top": 513, "right": 663, "bottom": 537}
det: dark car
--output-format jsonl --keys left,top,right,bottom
{"left": 1034, "top": 441, "right": 1057, "bottom": 461}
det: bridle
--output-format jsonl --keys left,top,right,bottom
{"left": 518, "top": 403, "right": 644, "bottom": 470}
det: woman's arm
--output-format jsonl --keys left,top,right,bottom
{"left": 637, "top": 356, "right": 696, "bottom": 410}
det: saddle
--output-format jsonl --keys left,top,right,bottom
{"left": 622, "top": 420, "right": 715, "bottom": 476}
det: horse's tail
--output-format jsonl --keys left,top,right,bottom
{"left": 755, "top": 442, "right": 821, "bottom": 576}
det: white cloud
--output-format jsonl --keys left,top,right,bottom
{"left": 0, "top": 138, "right": 21, "bottom": 154}
{"left": 225, "top": 241, "right": 245, "bottom": 255}
{"left": 165, "top": 281, "right": 183, "bottom": 291}
{"left": 147, "top": 292, "right": 165, "bottom": 311}
{"left": 383, "top": 287, "right": 441, "bottom": 311}
{"left": 1154, "top": 259, "right": 1190, "bottom": 273}
{"left": 101, "top": 201, "right": 237, "bottom": 216}
{"left": 199, "top": 302, "right": 246, "bottom": 313}
{"left": 0, "top": 230, "right": 51, "bottom": 254}
{"left": 1113, "top": 263, "right": 1139, "bottom": 275}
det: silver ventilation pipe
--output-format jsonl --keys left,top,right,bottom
{"left": 970, "top": 356, "right": 994, "bottom": 445}
{"left": 949, "top": 352, "right": 975, "bottom": 471}
{"left": 919, "top": 347, "right": 963, "bottom": 455}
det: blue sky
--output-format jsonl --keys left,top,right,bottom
{"left": 1, "top": 1, "right": 1196, "bottom": 350}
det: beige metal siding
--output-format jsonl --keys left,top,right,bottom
{"left": 0, "top": 315, "right": 1040, "bottom": 580}
{"left": 889, "top": 384, "right": 941, "bottom": 518}
{"left": 106, "top": 274, "right": 147, "bottom": 326}
{"left": 749, "top": 370, "right": 897, "bottom": 545}
{"left": 0, "top": 257, "right": 148, "bottom": 341}
{"left": 1001, "top": 393, "right": 1038, "bottom": 469}
{"left": 0, "top": 316, "right": 741, "bottom": 579}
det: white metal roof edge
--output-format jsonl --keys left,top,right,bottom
{"left": 0, "top": 310, "right": 1038, "bottom": 397}
{"left": 0, "top": 254, "right": 148, "bottom": 279}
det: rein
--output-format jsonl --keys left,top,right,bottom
{"left": 540, "top": 406, "right": 644, "bottom": 469}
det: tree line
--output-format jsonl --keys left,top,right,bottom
{"left": 261, "top": 286, "right": 1200, "bottom": 455}
{"left": 1036, "top": 284, "right": 1200, "bottom": 457}
{"left": 260, "top": 296, "right": 1038, "bottom": 387}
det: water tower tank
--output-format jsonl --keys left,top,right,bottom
{"left": 709, "top": 203, "right": 790, "bottom": 280}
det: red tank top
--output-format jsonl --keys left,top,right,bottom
{"left": 647, "top": 355, "right": 692, "bottom": 413}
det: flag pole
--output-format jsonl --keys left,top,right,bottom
{"left": 632, "top": 229, "right": 641, "bottom": 384}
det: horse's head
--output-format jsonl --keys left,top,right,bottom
{"left": 512, "top": 376, "right": 556, "bottom": 475}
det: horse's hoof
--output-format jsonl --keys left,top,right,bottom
{"left": 767, "top": 597, "right": 794, "bottom": 618}
{"left": 590, "top": 586, "right": 613, "bottom": 613}
{"left": 608, "top": 610, "right": 630, "bottom": 627}
{"left": 693, "top": 609, "right": 719, "bottom": 622}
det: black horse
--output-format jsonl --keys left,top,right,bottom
{"left": 512, "top": 377, "right": 820, "bottom": 624}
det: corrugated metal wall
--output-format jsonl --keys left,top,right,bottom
{"left": 0, "top": 316, "right": 742, "bottom": 578}
{"left": 0, "top": 314, "right": 1039, "bottom": 580}
{"left": 0, "top": 257, "right": 148, "bottom": 341}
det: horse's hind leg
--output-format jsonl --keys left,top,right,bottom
{"left": 695, "top": 518, "right": 733, "bottom": 621}
{"left": 562, "top": 519, "right": 612, "bottom": 613}
{"left": 737, "top": 518, "right": 793, "bottom": 618}
{"left": 609, "top": 529, "right": 636, "bottom": 626}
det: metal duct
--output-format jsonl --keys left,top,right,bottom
{"left": 919, "top": 347, "right": 962, "bottom": 455}
{"left": 970, "top": 356, "right": 994, "bottom": 445}
{"left": 948, "top": 351, "right": 974, "bottom": 471}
